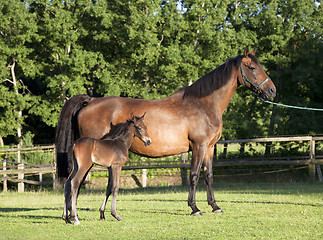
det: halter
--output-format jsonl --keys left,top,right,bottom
{"left": 240, "top": 63, "right": 270, "bottom": 92}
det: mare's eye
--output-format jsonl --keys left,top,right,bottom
{"left": 135, "top": 126, "right": 142, "bottom": 132}
{"left": 247, "top": 65, "right": 256, "bottom": 71}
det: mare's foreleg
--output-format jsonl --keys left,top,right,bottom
{"left": 99, "top": 167, "right": 113, "bottom": 220}
{"left": 188, "top": 145, "right": 206, "bottom": 216}
{"left": 203, "top": 147, "right": 222, "bottom": 213}
{"left": 110, "top": 165, "right": 122, "bottom": 221}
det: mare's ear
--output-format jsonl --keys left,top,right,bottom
{"left": 250, "top": 48, "right": 257, "bottom": 56}
{"left": 141, "top": 112, "right": 146, "bottom": 119}
{"left": 244, "top": 46, "right": 249, "bottom": 57}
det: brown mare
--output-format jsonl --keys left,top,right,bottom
{"left": 63, "top": 113, "right": 151, "bottom": 225}
{"left": 56, "top": 47, "right": 276, "bottom": 216}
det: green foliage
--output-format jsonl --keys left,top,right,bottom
{"left": 0, "top": 0, "right": 322, "bottom": 144}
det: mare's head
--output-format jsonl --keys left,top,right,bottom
{"left": 130, "top": 113, "right": 151, "bottom": 147}
{"left": 239, "top": 46, "right": 276, "bottom": 100}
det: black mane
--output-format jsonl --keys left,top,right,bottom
{"left": 100, "top": 120, "right": 133, "bottom": 140}
{"left": 183, "top": 55, "right": 243, "bottom": 99}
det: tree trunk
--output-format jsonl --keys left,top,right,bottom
{"left": 10, "top": 61, "right": 24, "bottom": 192}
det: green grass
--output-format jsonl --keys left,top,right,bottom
{"left": 0, "top": 182, "right": 322, "bottom": 239}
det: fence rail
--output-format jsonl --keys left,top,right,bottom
{"left": 0, "top": 136, "right": 322, "bottom": 192}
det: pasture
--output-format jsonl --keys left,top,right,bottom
{"left": 0, "top": 182, "right": 322, "bottom": 239}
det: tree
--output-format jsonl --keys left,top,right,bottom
{"left": 0, "top": 0, "right": 38, "bottom": 145}
{"left": 254, "top": 0, "right": 323, "bottom": 135}
{"left": 0, "top": 0, "right": 322, "bottom": 146}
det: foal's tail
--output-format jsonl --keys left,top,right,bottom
{"left": 55, "top": 94, "right": 92, "bottom": 183}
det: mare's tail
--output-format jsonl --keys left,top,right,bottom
{"left": 55, "top": 94, "right": 92, "bottom": 183}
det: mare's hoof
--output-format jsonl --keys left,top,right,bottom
{"left": 63, "top": 217, "right": 71, "bottom": 224}
{"left": 213, "top": 208, "right": 223, "bottom": 213}
{"left": 100, "top": 211, "right": 105, "bottom": 220}
{"left": 191, "top": 211, "right": 203, "bottom": 216}
{"left": 74, "top": 220, "right": 80, "bottom": 225}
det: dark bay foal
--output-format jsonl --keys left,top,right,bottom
{"left": 63, "top": 113, "right": 151, "bottom": 225}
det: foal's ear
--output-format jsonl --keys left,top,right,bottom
{"left": 250, "top": 47, "right": 257, "bottom": 56}
{"left": 130, "top": 113, "right": 135, "bottom": 120}
{"left": 141, "top": 112, "right": 146, "bottom": 119}
{"left": 244, "top": 46, "right": 249, "bottom": 57}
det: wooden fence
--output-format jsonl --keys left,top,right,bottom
{"left": 0, "top": 136, "right": 322, "bottom": 192}
{"left": 0, "top": 145, "right": 56, "bottom": 192}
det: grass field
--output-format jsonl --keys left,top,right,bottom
{"left": 0, "top": 182, "right": 322, "bottom": 239}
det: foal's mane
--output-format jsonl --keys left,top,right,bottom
{"left": 183, "top": 55, "right": 243, "bottom": 99}
{"left": 100, "top": 120, "right": 134, "bottom": 140}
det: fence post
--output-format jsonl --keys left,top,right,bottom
{"left": 85, "top": 172, "right": 91, "bottom": 190}
{"left": 142, "top": 169, "right": 147, "bottom": 188}
{"left": 39, "top": 173, "right": 43, "bottom": 191}
{"left": 17, "top": 148, "right": 24, "bottom": 193}
{"left": 3, "top": 158, "right": 7, "bottom": 192}
{"left": 309, "top": 138, "right": 316, "bottom": 181}
{"left": 53, "top": 145, "right": 60, "bottom": 190}
{"left": 317, "top": 166, "right": 323, "bottom": 182}
{"left": 181, "top": 153, "right": 188, "bottom": 186}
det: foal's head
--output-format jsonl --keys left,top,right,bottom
{"left": 130, "top": 113, "right": 151, "bottom": 147}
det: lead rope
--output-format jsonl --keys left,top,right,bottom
{"left": 254, "top": 92, "right": 323, "bottom": 112}
{"left": 241, "top": 63, "right": 323, "bottom": 111}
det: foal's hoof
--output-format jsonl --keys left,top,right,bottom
{"left": 114, "top": 215, "right": 122, "bottom": 221}
{"left": 213, "top": 208, "right": 223, "bottom": 213}
{"left": 112, "top": 213, "right": 122, "bottom": 221}
{"left": 191, "top": 211, "right": 203, "bottom": 216}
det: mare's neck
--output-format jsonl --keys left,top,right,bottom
{"left": 203, "top": 67, "right": 239, "bottom": 115}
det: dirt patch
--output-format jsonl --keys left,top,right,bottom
{"left": 87, "top": 174, "right": 186, "bottom": 190}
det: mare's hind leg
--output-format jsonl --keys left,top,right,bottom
{"left": 99, "top": 167, "right": 113, "bottom": 220}
{"left": 188, "top": 145, "right": 206, "bottom": 216}
{"left": 63, "top": 160, "right": 78, "bottom": 223}
{"left": 203, "top": 147, "right": 222, "bottom": 213}
{"left": 110, "top": 165, "right": 122, "bottom": 221}
{"left": 63, "top": 179, "right": 72, "bottom": 223}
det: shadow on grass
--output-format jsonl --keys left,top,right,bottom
{"left": 82, "top": 181, "right": 323, "bottom": 196}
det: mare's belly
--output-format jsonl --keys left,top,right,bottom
{"left": 130, "top": 129, "right": 190, "bottom": 158}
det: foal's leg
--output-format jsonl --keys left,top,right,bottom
{"left": 99, "top": 167, "right": 113, "bottom": 220}
{"left": 69, "top": 163, "right": 92, "bottom": 225}
{"left": 110, "top": 165, "right": 122, "bottom": 221}
{"left": 203, "top": 147, "right": 223, "bottom": 213}
{"left": 188, "top": 145, "right": 206, "bottom": 216}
